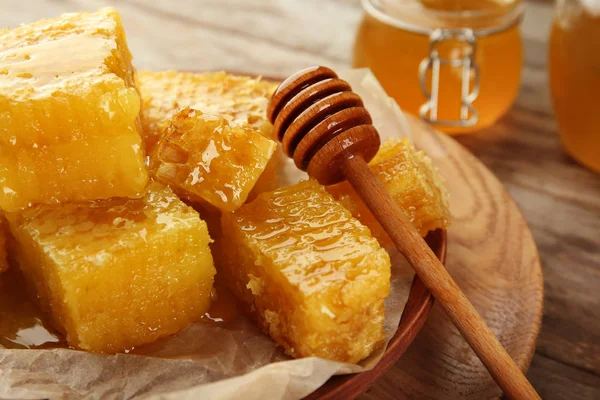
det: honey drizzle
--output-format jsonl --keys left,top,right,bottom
{"left": 200, "top": 279, "right": 241, "bottom": 325}
{"left": 0, "top": 268, "right": 63, "bottom": 350}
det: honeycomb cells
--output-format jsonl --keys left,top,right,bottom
{"left": 221, "top": 179, "right": 391, "bottom": 363}
{"left": 6, "top": 183, "right": 215, "bottom": 353}
{"left": 139, "top": 70, "right": 279, "bottom": 153}
{"left": 327, "top": 138, "right": 450, "bottom": 243}
{"left": 151, "top": 108, "right": 277, "bottom": 212}
{"left": 0, "top": 7, "right": 147, "bottom": 211}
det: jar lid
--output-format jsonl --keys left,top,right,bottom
{"left": 362, "top": 0, "right": 524, "bottom": 36}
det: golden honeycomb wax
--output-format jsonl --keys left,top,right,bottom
{"left": 151, "top": 108, "right": 276, "bottom": 212}
{"left": 6, "top": 183, "right": 215, "bottom": 353}
{"left": 0, "top": 8, "right": 148, "bottom": 211}
{"left": 327, "top": 138, "right": 450, "bottom": 242}
{"left": 221, "top": 180, "right": 391, "bottom": 363}
{"left": 138, "top": 71, "right": 278, "bottom": 153}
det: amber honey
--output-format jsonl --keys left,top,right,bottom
{"left": 353, "top": 0, "right": 523, "bottom": 133}
{"left": 0, "top": 268, "right": 63, "bottom": 349}
{"left": 201, "top": 280, "right": 242, "bottom": 325}
{"left": 550, "top": 1, "right": 600, "bottom": 173}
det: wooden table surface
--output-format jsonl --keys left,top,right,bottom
{"left": 3, "top": 1, "right": 599, "bottom": 399}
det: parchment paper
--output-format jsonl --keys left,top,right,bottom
{"left": 0, "top": 69, "right": 414, "bottom": 400}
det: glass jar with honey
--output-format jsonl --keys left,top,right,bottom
{"left": 353, "top": 0, "right": 524, "bottom": 134}
{"left": 550, "top": 0, "right": 600, "bottom": 173}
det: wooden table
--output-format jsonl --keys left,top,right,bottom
{"left": 3, "top": 1, "right": 599, "bottom": 399}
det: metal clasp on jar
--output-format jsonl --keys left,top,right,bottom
{"left": 418, "top": 28, "right": 480, "bottom": 127}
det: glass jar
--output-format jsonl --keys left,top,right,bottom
{"left": 549, "top": 0, "right": 600, "bottom": 173}
{"left": 353, "top": 0, "right": 524, "bottom": 134}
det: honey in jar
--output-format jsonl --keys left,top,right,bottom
{"left": 549, "top": 0, "right": 600, "bottom": 173}
{"left": 353, "top": 0, "right": 524, "bottom": 134}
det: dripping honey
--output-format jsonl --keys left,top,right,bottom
{"left": 0, "top": 268, "right": 63, "bottom": 350}
{"left": 200, "top": 280, "right": 242, "bottom": 324}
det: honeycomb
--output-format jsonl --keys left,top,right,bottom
{"left": 151, "top": 108, "right": 276, "bottom": 212}
{"left": 6, "top": 183, "right": 215, "bottom": 353}
{"left": 0, "top": 7, "right": 147, "bottom": 211}
{"left": 221, "top": 179, "right": 391, "bottom": 363}
{"left": 138, "top": 70, "right": 278, "bottom": 153}
{"left": 327, "top": 138, "right": 450, "bottom": 242}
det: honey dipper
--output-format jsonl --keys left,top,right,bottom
{"left": 267, "top": 66, "right": 540, "bottom": 400}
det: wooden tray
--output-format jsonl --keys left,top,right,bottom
{"left": 310, "top": 115, "right": 544, "bottom": 399}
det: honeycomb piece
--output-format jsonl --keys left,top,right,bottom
{"left": 221, "top": 180, "right": 391, "bottom": 363}
{"left": 139, "top": 70, "right": 278, "bottom": 152}
{"left": 0, "top": 8, "right": 147, "bottom": 211}
{"left": 327, "top": 138, "right": 450, "bottom": 241}
{"left": 6, "top": 183, "right": 215, "bottom": 353}
{"left": 151, "top": 108, "right": 277, "bottom": 212}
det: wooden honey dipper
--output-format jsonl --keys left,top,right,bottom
{"left": 267, "top": 66, "right": 540, "bottom": 400}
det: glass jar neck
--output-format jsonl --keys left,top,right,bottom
{"left": 362, "top": 0, "right": 524, "bottom": 36}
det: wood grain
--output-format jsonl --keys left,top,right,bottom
{"left": 2, "top": 0, "right": 599, "bottom": 398}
